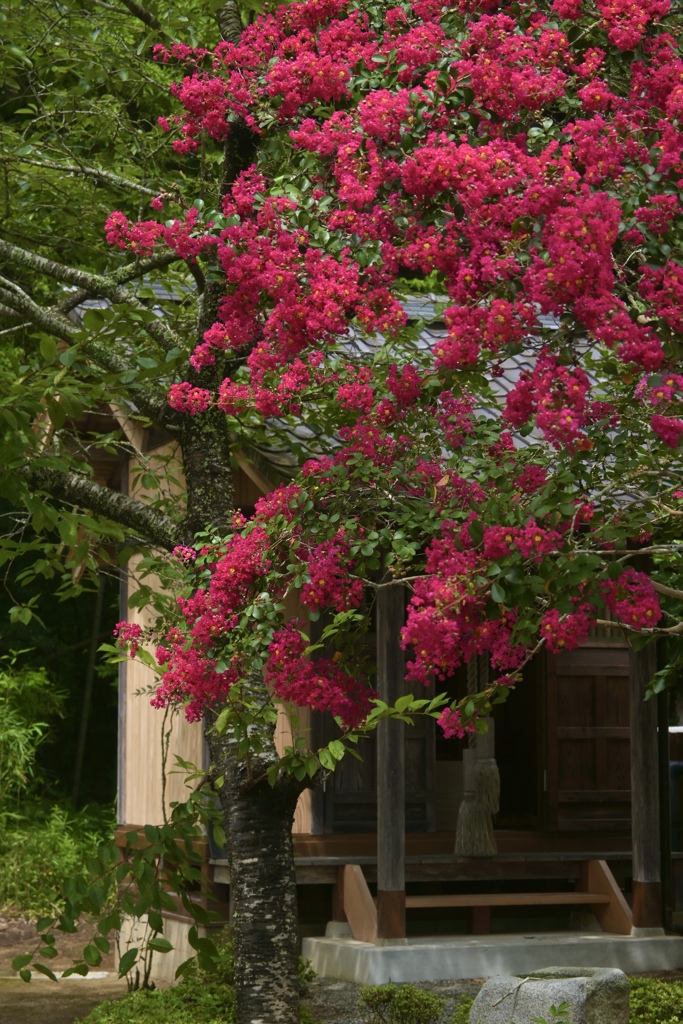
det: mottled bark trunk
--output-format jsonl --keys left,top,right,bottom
{"left": 180, "top": 411, "right": 235, "bottom": 538}
{"left": 206, "top": 720, "right": 303, "bottom": 1024}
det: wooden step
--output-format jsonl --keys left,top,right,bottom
{"left": 404, "top": 891, "right": 611, "bottom": 909}
{"left": 338, "top": 859, "right": 633, "bottom": 941}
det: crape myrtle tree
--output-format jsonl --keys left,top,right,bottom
{"left": 2, "top": 0, "right": 683, "bottom": 1020}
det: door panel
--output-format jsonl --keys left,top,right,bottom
{"left": 546, "top": 646, "right": 631, "bottom": 830}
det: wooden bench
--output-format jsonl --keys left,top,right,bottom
{"left": 339, "top": 859, "right": 633, "bottom": 943}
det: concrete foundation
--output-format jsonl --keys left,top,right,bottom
{"left": 302, "top": 931, "right": 683, "bottom": 985}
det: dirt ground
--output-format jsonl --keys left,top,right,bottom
{"left": 0, "top": 916, "right": 126, "bottom": 1024}
{"left": 2, "top": 917, "right": 683, "bottom": 1024}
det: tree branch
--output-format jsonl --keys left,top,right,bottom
{"left": 15, "top": 157, "right": 160, "bottom": 197}
{"left": 0, "top": 279, "right": 78, "bottom": 340}
{"left": 216, "top": 0, "right": 243, "bottom": 43}
{"left": 0, "top": 303, "right": 22, "bottom": 320}
{"left": 0, "top": 239, "right": 184, "bottom": 354}
{"left": 0, "top": 276, "right": 172, "bottom": 425}
{"left": 17, "top": 465, "right": 184, "bottom": 551}
{"left": 119, "top": 0, "right": 162, "bottom": 30}
{"left": 651, "top": 580, "right": 683, "bottom": 602}
{"left": 55, "top": 252, "right": 180, "bottom": 313}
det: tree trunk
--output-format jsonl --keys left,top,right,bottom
{"left": 206, "top": 725, "right": 303, "bottom": 1024}
{"left": 182, "top": 359, "right": 306, "bottom": 1020}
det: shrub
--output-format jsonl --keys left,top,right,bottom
{"left": 360, "top": 983, "right": 445, "bottom": 1024}
{"left": 451, "top": 996, "right": 474, "bottom": 1024}
{"left": 78, "top": 930, "right": 314, "bottom": 1024}
{"left": 0, "top": 803, "right": 113, "bottom": 918}
{"left": 78, "top": 982, "right": 235, "bottom": 1024}
{"left": 0, "top": 661, "right": 65, "bottom": 819}
{"left": 630, "top": 978, "right": 683, "bottom": 1024}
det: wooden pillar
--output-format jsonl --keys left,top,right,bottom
{"left": 376, "top": 582, "right": 406, "bottom": 939}
{"left": 331, "top": 866, "right": 347, "bottom": 923}
{"left": 630, "top": 642, "right": 662, "bottom": 928}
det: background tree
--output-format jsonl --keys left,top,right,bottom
{"left": 2, "top": 1, "right": 683, "bottom": 1023}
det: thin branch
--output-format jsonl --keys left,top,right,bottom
{"left": 185, "top": 260, "right": 206, "bottom": 295}
{"left": 15, "top": 157, "right": 160, "bottom": 197}
{"left": 0, "top": 321, "right": 31, "bottom": 336}
{"left": 595, "top": 618, "right": 683, "bottom": 636}
{"left": 17, "top": 465, "right": 184, "bottom": 551}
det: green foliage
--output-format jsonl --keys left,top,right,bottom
{"left": 0, "top": 803, "right": 113, "bottom": 918}
{"left": 451, "top": 996, "right": 474, "bottom": 1024}
{"left": 77, "top": 930, "right": 314, "bottom": 1024}
{"left": 530, "top": 1004, "right": 570, "bottom": 1024}
{"left": 15, "top": 789, "right": 225, "bottom": 985}
{"left": 77, "top": 978, "right": 236, "bottom": 1024}
{"left": 0, "top": 657, "right": 65, "bottom": 813}
{"left": 360, "top": 984, "right": 446, "bottom": 1024}
{"left": 630, "top": 978, "right": 683, "bottom": 1024}
{"left": 299, "top": 956, "right": 316, "bottom": 995}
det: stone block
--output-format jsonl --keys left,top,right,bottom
{"left": 469, "top": 966, "right": 629, "bottom": 1024}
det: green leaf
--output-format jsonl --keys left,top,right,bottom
{"left": 33, "top": 964, "right": 57, "bottom": 982}
{"left": 82, "top": 308, "right": 105, "bottom": 330}
{"left": 147, "top": 910, "right": 164, "bottom": 933}
{"left": 212, "top": 823, "right": 226, "bottom": 849}
{"left": 175, "top": 957, "right": 197, "bottom": 980}
{"left": 491, "top": 582, "right": 506, "bottom": 603}
{"left": 83, "top": 945, "right": 102, "bottom": 967}
{"left": 12, "top": 954, "right": 33, "bottom": 971}
{"left": 118, "top": 948, "right": 138, "bottom": 976}
{"left": 328, "top": 739, "right": 345, "bottom": 761}
{"left": 40, "top": 336, "right": 57, "bottom": 362}
{"left": 62, "top": 964, "right": 89, "bottom": 978}
{"left": 148, "top": 937, "right": 173, "bottom": 953}
{"left": 318, "top": 748, "right": 336, "bottom": 770}
{"left": 19, "top": 969, "right": 31, "bottom": 983}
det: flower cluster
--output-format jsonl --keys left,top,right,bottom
{"left": 504, "top": 352, "right": 592, "bottom": 447}
{"left": 168, "top": 383, "right": 212, "bottom": 416}
{"left": 602, "top": 569, "right": 662, "bottom": 628}
{"left": 539, "top": 604, "right": 594, "bottom": 653}
{"left": 114, "top": 621, "right": 144, "bottom": 658}
{"left": 483, "top": 520, "right": 561, "bottom": 562}
{"left": 264, "top": 624, "right": 375, "bottom": 728}
{"left": 300, "top": 535, "right": 364, "bottom": 612}
{"left": 437, "top": 707, "right": 474, "bottom": 740}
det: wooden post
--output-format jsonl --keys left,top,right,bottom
{"left": 331, "top": 865, "right": 347, "bottom": 923}
{"left": 630, "top": 643, "right": 662, "bottom": 928}
{"left": 376, "top": 581, "right": 406, "bottom": 940}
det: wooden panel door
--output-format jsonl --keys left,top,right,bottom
{"left": 309, "top": 606, "right": 435, "bottom": 835}
{"left": 546, "top": 646, "right": 631, "bottom": 830}
{"left": 311, "top": 710, "right": 436, "bottom": 834}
